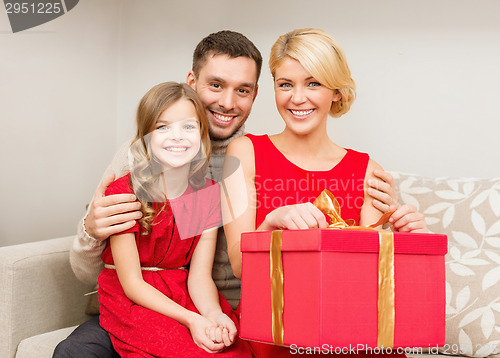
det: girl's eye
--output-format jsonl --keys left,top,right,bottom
{"left": 184, "top": 124, "right": 196, "bottom": 130}
{"left": 156, "top": 125, "right": 167, "bottom": 130}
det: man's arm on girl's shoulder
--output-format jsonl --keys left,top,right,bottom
{"left": 71, "top": 140, "right": 141, "bottom": 285}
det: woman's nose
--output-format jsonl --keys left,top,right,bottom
{"left": 291, "top": 87, "right": 306, "bottom": 104}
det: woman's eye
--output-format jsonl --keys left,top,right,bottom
{"left": 309, "top": 82, "right": 321, "bottom": 87}
{"left": 278, "top": 83, "right": 292, "bottom": 88}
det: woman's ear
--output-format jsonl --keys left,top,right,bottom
{"left": 333, "top": 90, "right": 342, "bottom": 102}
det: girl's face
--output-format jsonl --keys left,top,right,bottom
{"left": 150, "top": 98, "right": 201, "bottom": 170}
{"left": 274, "top": 57, "right": 340, "bottom": 136}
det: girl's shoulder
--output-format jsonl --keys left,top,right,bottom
{"left": 104, "top": 173, "right": 133, "bottom": 196}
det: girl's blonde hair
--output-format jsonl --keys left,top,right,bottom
{"left": 129, "top": 82, "right": 210, "bottom": 234}
{"left": 269, "top": 28, "right": 356, "bottom": 118}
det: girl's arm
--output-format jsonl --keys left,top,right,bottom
{"left": 110, "top": 233, "right": 225, "bottom": 353}
{"left": 188, "top": 227, "right": 237, "bottom": 347}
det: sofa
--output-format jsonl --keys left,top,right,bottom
{"left": 1, "top": 172, "right": 499, "bottom": 358}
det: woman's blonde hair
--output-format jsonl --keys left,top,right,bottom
{"left": 129, "top": 82, "right": 210, "bottom": 234}
{"left": 269, "top": 28, "right": 356, "bottom": 118}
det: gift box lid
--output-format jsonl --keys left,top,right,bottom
{"left": 241, "top": 229, "right": 447, "bottom": 255}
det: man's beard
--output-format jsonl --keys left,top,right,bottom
{"left": 209, "top": 122, "right": 244, "bottom": 141}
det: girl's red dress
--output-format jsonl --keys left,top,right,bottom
{"left": 98, "top": 173, "right": 252, "bottom": 357}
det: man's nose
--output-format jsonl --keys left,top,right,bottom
{"left": 218, "top": 90, "right": 235, "bottom": 110}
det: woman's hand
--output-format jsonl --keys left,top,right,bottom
{"left": 187, "top": 313, "right": 225, "bottom": 353}
{"left": 260, "top": 202, "right": 329, "bottom": 231}
{"left": 389, "top": 204, "right": 428, "bottom": 233}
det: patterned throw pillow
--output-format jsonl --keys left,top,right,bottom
{"left": 392, "top": 172, "right": 500, "bottom": 358}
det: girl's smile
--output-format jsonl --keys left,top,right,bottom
{"left": 150, "top": 98, "right": 201, "bottom": 170}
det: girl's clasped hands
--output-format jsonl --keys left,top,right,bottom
{"left": 190, "top": 312, "right": 237, "bottom": 353}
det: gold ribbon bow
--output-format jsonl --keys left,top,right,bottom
{"left": 270, "top": 189, "right": 395, "bottom": 347}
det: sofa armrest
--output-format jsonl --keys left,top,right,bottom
{"left": 0, "top": 236, "right": 94, "bottom": 358}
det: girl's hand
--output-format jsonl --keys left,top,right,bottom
{"left": 188, "top": 313, "right": 225, "bottom": 353}
{"left": 207, "top": 313, "right": 237, "bottom": 347}
{"left": 260, "top": 203, "right": 328, "bottom": 231}
{"left": 389, "top": 204, "right": 428, "bottom": 233}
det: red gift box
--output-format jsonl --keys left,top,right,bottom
{"left": 240, "top": 229, "right": 447, "bottom": 349}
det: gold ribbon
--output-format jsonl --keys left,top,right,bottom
{"left": 269, "top": 189, "right": 395, "bottom": 347}
{"left": 270, "top": 230, "right": 284, "bottom": 345}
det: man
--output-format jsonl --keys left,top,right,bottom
{"left": 54, "top": 30, "right": 400, "bottom": 358}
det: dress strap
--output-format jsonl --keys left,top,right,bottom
{"left": 104, "top": 264, "right": 188, "bottom": 271}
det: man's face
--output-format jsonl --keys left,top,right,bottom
{"left": 187, "top": 54, "right": 258, "bottom": 140}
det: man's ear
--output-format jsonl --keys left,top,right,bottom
{"left": 186, "top": 71, "right": 196, "bottom": 89}
{"left": 252, "top": 84, "right": 259, "bottom": 103}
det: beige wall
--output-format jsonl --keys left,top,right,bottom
{"left": 0, "top": 0, "right": 121, "bottom": 246}
{"left": 1, "top": 0, "right": 499, "bottom": 246}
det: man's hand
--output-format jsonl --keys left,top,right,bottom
{"left": 367, "top": 170, "right": 399, "bottom": 213}
{"left": 84, "top": 174, "right": 142, "bottom": 241}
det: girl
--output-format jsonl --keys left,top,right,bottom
{"left": 222, "top": 29, "right": 427, "bottom": 357}
{"left": 98, "top": 82, "right": 252, "bottom": 357}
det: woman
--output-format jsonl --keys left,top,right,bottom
{"left": 222, "top": 28, "right": 426, "bottom": 357}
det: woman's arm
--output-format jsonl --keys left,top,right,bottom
{"left": 222, "top": 137, "right": 328, "bottom": 279}
{"left": 221, "top": 136, "right": 258, "bottom": 280}
{"left": 359, "top": 159, "right": 385, "bottom": 227}
{"left": 110, "top": 233, "right": 225, "bottom": 353}
{"left": 188, "top": 227, "right": 236, "bottom": 346}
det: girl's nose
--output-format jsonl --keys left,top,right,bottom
{"left": 169, "top": 126, "right": 183, "bottom": 140}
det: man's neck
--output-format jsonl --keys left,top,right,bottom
{"left": 210, "top": 125, "right": 246, "bottom": 156}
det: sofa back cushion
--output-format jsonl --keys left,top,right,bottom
{"left": 392, "top": 172, "right": 500, "bottom": 357}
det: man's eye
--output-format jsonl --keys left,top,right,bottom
{"left": 211, "top": 83, "right": 221, "bottom": 89}
{"left": 238, "top": 88, "right": 250, "bottom": 95}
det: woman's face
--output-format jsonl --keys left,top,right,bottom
{"left": 274, "top": 57, "right": 340, "bottom": 136}
{"left": 150, "top": 98, "right": 201, "bottom": 170}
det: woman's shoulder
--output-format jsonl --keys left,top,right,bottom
{"left": 226, "top": 134, "right": 255, "bottom": 157}
{"left": 105, "top": 173, "right": 133, "bottom": 196}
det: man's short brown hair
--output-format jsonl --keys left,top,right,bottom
{"left": 192, "top": 30, "right": 262, "bottom": 83}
